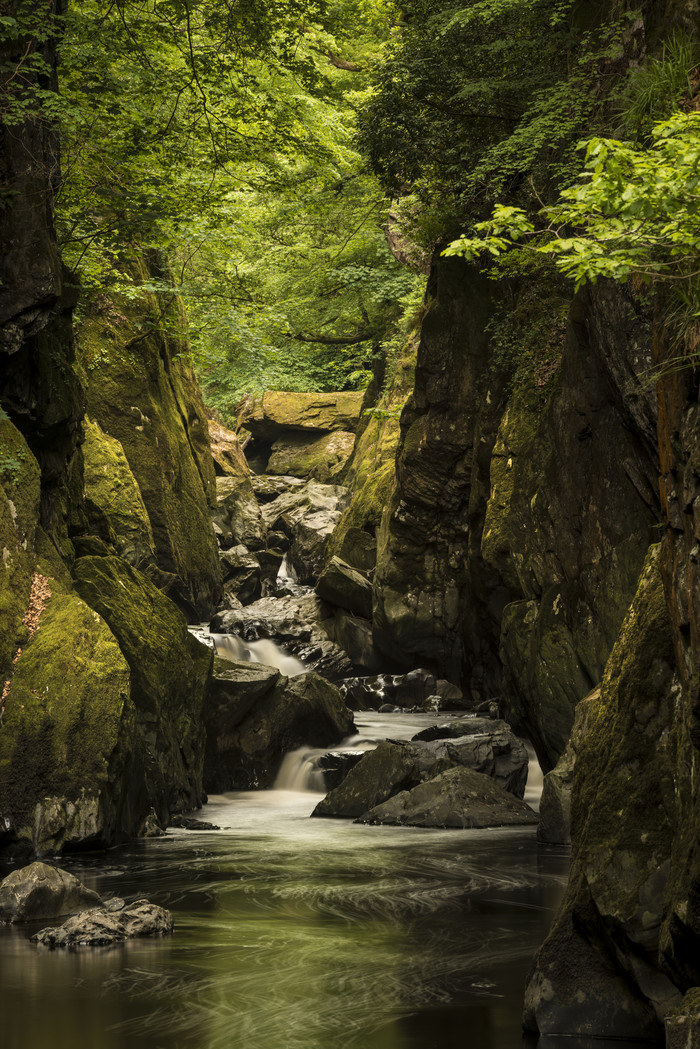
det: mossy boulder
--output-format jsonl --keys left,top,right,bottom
{"left": 0, "top": 585, "right": 136, "bottom": 856}
{"left": 266, "top": 431, "right": 356, "bottom": 483}
{"left": 77, "top": 267, "right": 221, "bottom": 619}
{"left": 81, "top": 416, "right": 155, "bottom": 567}
{"left": 237, "top": 391, "right": 364, "bottom": 439}
{"left": 72, "top": 555, "right": 213, "bottom": 822}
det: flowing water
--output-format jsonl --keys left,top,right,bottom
{"left": 0, "top": 711, "right": 570, "bottom": 1049}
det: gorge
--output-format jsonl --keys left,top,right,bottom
{"left": 2, "top": 0, "right": 700, "bottom": 1046}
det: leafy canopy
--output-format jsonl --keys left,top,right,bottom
{"left": 442, "top": 111, "right": 700, "bottom": 297}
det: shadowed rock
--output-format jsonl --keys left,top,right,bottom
{"left": 0, "top": 863, "right": 101, "bottom": 923}
{"left": 358, "top": 766, "right": 538, "bottom": 828}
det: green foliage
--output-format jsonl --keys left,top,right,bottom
{"left": 50, "top": 0, "right": 422, "bottom": 406}
{"left": 356, "top": 0, "right": 641, "bottom": 238}
{"left": 621, "top": 30, "right": 699, "bottom": 140}
{"left": 443, "top": 111, "right": 700, "bottom": 302}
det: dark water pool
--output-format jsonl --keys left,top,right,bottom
{"left": 0, "top": 787, "right": 571, "bottom": 1049}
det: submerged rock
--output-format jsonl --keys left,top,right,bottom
{"left": 32, "top": 898, "right": 174, "bottom": 948}
{"left": 0, "top": 863, "right": 101, "bottom": 923}
{"left": 358, "top": 766, "right": 538, "bottom": 829}
{"left": 169, "top": 815, "right": 219, "bottom": 831}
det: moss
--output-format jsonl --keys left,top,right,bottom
{"left": 266, "top": 431, "right": 356, "bottom": 482}
{"left": 75, "top": 258, "right": 221, "bottom": 619}
{"left": 72, "top": 555, "right": 213, "bottom": 816}
{"left": 0, "top": 418, "right": 41, "bottom": 671}
{"left": 569, "top": 546, "right": 677, "bottom": 938}
{"left": 0, "top": 587, "right": 134, "bottom": 849}
{"left": 326, "top": 332, "right": 416, "bottom": 567}
{"left": 81, "top": 416, "right": 155, "bottom": 565}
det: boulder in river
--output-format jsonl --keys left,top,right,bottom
{"left": 0, "top": 863, "right": 101, "bottom": 923}
{"left": 205, "top": 670, "right": 355, "bottom": 791}
{"left": 312, "top": 740, "right": 450, "bottom": 820}
{"left": 31, "top": 898, "right": 173, "bottom": 948}
{"left": 358, "top": 766, "right": 538, "bottom": 829}
{"left": 313, "top": 724, "right": 529, "bottom": 819}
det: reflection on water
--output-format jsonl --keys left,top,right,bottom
{"left": 0, "top": 787, "right": 569, "bottom": 1049}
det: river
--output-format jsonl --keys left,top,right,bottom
{"left": 0, "top": 712, "right": 570, "bottom": 1049}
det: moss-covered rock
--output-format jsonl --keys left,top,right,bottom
{"left": 266, "top": 430, "right": 356, "bottom": 483}
{"left": 237, "top": 391, "right": 365, "bottom": 439}
{"left": 81, "top": 416, "right": 155, "bottom": 567}
{"left": 0, "top": 585, "right": 136, "bottom": 856}
{"left": 76, "top": 263, "right": 221, "bottom": 619}
{"left": 72, "top": 555, "right": 213, "bottom": 821}
{"left": 524, "top": 546, "right": 681, "bottom": 1039}
{"left": 315, "top": 556, "right": 373, "bottom": 619}
{"left": 0, "top": 416, "right": 41, "bottom": 674}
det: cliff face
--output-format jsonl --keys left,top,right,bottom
{"left": 0, "top": 12, "right": 219, "bottom": 856}
{"left": 372, "top": 255, "right": 661, "bottom": 771}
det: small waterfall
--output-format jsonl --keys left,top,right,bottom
{"left": 274, "top": 748, "right": 329, "bottom": 792}
{"left": 191, "top": 626, "right": 306, "bottom": 676}
{"left": 277, "top": 553, "right": 299, "bottom": 586}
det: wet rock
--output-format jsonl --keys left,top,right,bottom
{"left": 237, "top": 391, "right": 365, "bottom": 441}
{"left": 0, "top": 863, "right": 101, "bottom": 923}
{"left": 378, "top": 703, "right": 401, "bottom": 713}
{"left": 339, "top": 671, "right": 465, "bottom": 711}
{"left": 312, "top": 740, "right": 438, "bottom": 819}
{"left": 219, "top": 545, "right": 262, "bottom": 604}
{"left": 316, "top": 751, "right": 365, "bottom": 791}
{"left": 169, "top": 815, "right": 219, "bottom": 830}
{"left": 211, "top": 593, "right": 354, "bottom": 680}
{"left": 316, "top": 556, "right": 373, "bottom": 619}
{"left": 207, "top": 671, "right": 355, "bottom": 791}
{"left": 417, "top": 730, "right": 529, "bottom": 798}
{"left": 359, "top": 766, "right": 538, "bottom": 829}
{"left": 413, "top": 717, "right": 507, "bottom": 741}
{"left": 31, "top": 898, "right": 174, "bottom": 948}
{"left": 138, "top": 809, "right": 165, "bottom": 838}
{"left": 212, "top": 474, "right": 266, "bottom": 553}
{"left": 666, "top": 989, "right": 700, "bottom": 1049}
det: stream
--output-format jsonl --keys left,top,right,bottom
{"left": 0, "top": 707, "right": 569, "bottom": 1049}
